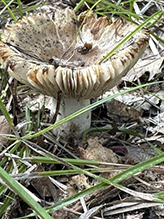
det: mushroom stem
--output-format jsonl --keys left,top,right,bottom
{"left": 51, "top": 98, "right": 91, "bottom": 139}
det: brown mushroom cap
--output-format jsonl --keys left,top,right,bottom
{"left": 0, "top": 7, "right": 149, "bottom": 99}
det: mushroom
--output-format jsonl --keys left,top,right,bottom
{"left": 0, "top": 7, "right": 149, "bottom": 139}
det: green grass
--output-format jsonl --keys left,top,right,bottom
{"left": 0, "top": 0, "right": 164, "bottom": 218}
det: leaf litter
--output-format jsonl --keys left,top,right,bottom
{"left": 0, "top": 0, "right": 164, "bottom": 219}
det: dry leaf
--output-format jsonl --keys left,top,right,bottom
{"left": 0, "top": 115, "right": 12, "bottom": 148}
{"left": 79, "top": 137, "right": 118, "bottom": 164}
{"left": 106, "top": 99, "right": 141, "bottom": 122}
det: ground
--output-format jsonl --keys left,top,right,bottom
{"left": 0, "top": 1, "right": 164, "bottom": 219}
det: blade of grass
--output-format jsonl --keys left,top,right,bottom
{"left": 0, "top": 141, "right": 22, "bottom": 167}
{"left": 43, "top": 133, "right": 79, "bottom": 159}
{"left": 22, "top": 81, "right": 164, "bottom": 140}
{"left": 0, "top": 166, "right": 53, "bottom": 219}
{"left": 0, "top": 0, "right": 15, "bottom": 16}
{"left": 155, "top": 191, "right": 164, "bottom": 202}
{"left": 11, "top": 167, "right": 115, "bottom": 179}
{"left": 0, "top": 191, "right": 15, "bottom": 216}
{"left": 99, "top": 10, "right": 162, "bottom": 64}
{"left": 38, "top": 167, "right": 113, "bottom": 177}
{"left": 26, "top": 156, "right": 100, "bottom": 165}
{"left": 112, "top": 182, "right": 157, "bottom": 201}
{"left": 17, "top": 0, "right": 23, "bottom": 17}
{"left": 21, "top": 147, "right": 164, "bottom": 218}
{"left": 46, "top": 152, "right": 164, "bottom": 213}
{"left": 1, "top": 0, "right": 17, "bottom": 21}
{"left": 82, "top": 127, "right": 142, "bottom": 142}
{"left": 86, "top": 0, "right": 140, "bottom": 20}
{"left": 74, "top": 0, "right": 85, "bottom": 12}
{"left": 0, "top": 97, "right": 15, "bottom": 131}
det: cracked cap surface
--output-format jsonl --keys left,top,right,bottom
{"left": 0, "top": 7, "right": 149, "bottom": 99}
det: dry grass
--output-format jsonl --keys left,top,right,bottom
{"left": 0, "top": 1, "right": 164, "bottom": 218}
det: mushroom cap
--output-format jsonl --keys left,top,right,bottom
{"left": 0, "top": 7, "right": 149, "bottom": 99}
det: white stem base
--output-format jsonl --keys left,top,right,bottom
{"left": 51, "top": 98, "right": 91, "bottom": 139}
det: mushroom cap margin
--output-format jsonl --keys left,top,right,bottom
{"left": 0, "top": 8, "right": 150, "bottom": 100}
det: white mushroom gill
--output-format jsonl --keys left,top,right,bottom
{"left": 0, "top": 7, "right": 149, "bottom": 139}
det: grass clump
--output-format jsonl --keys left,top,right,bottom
{"left": 0, "top": 1, "right": 164, "bottom": 218}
